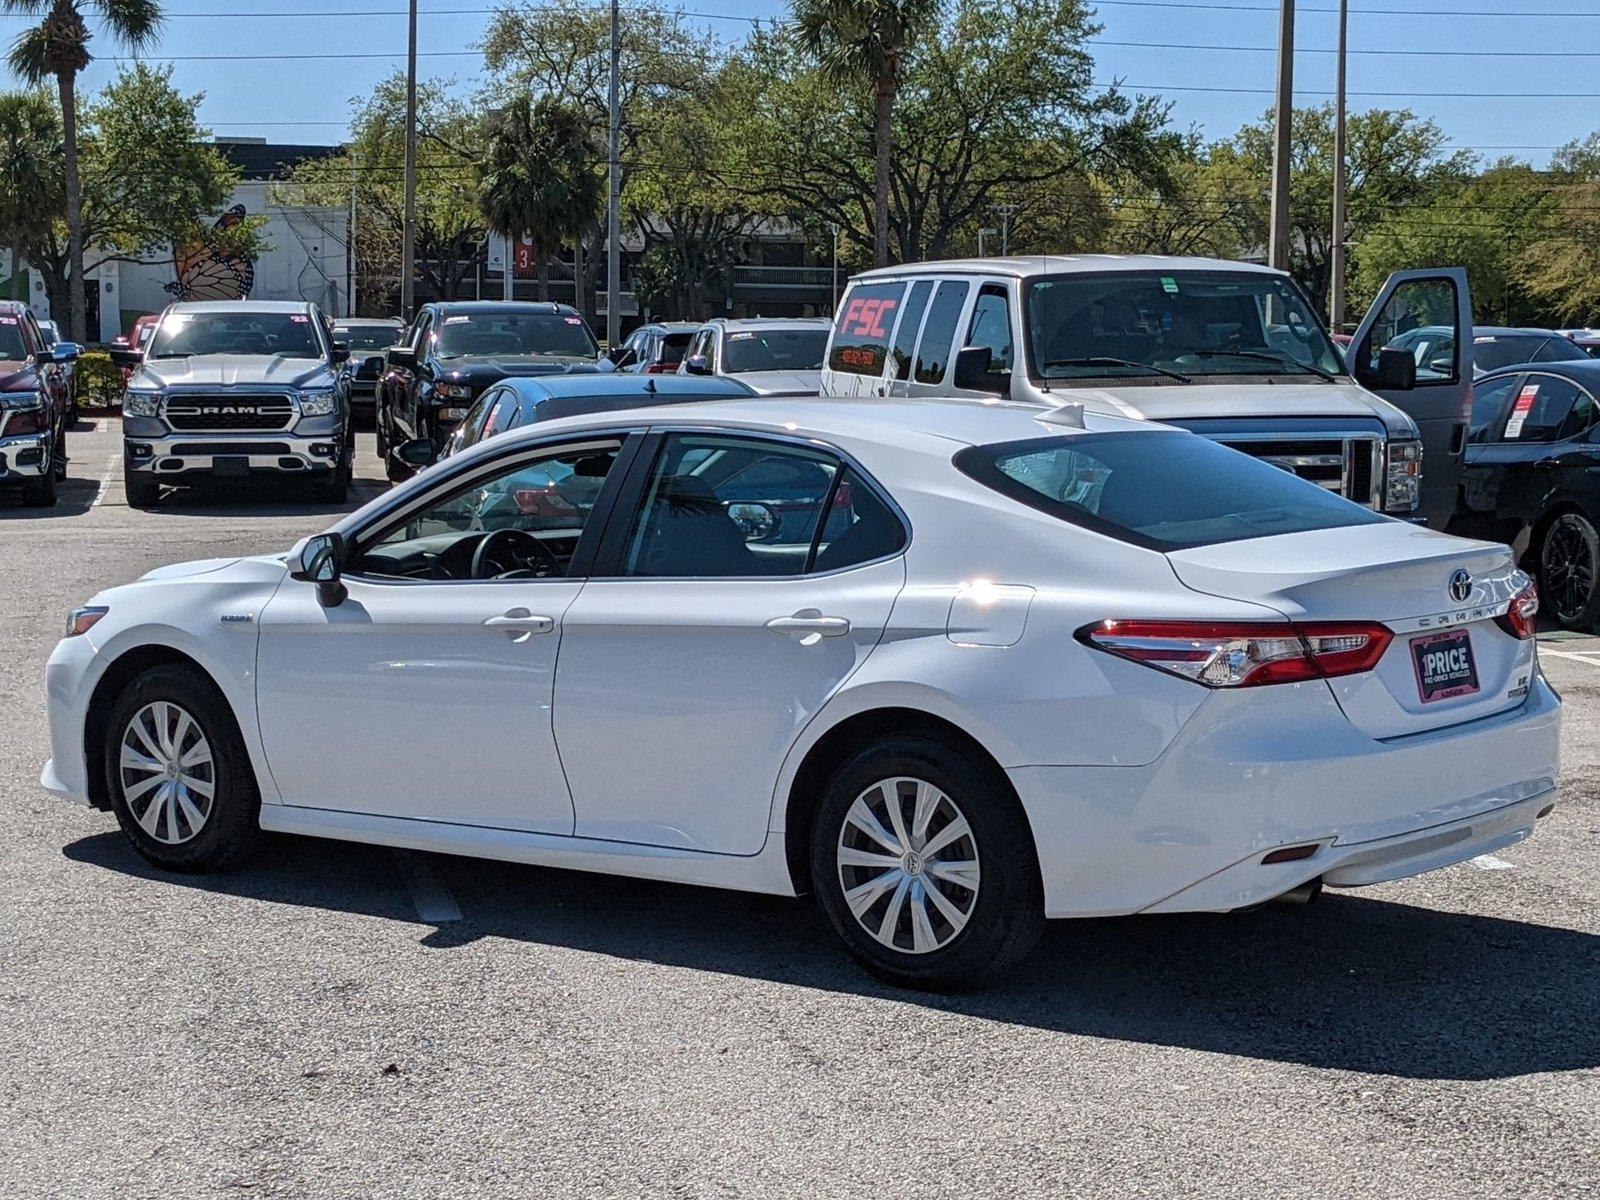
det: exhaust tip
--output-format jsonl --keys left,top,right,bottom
{"left": 1272, "top": 878, "right": 1323, "bottom": 906}
{"left": 1537, "top": 803, "right": 1555, "bottom": 819}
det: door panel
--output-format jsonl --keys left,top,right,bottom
{"left": 1349, "top": 267, "right": 1473, "bottom": 529}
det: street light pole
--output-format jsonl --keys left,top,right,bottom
{"left": 401, "top": 0, "right": 418, "bottom": 319}
{"left": 829, "top": 222, "right": 838, "bottom": 312}
{"left": 605, "top": 0, "right": 622, "bottom": 348}
{"left": 1267, "top": 0, "right": 1295, "bottom": 271}
{"left": 992, "top": 205, "right": 1016, "bottom": 256}
{"left": 1330, "top": 0, "right": 1349, "bottom": 330}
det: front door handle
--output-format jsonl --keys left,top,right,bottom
{"left": 484, "top": 609, "right": 554, "bottom": 635}
{"left": 766, "top": 610, "right": 851, "bottom": 639}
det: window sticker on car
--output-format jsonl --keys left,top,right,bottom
{"left": 445, "top": 315, "right": 471, "bottom": 324}
{"left": 728, "top": 331, "right": 756, "bottom": 340}
{"left": 1504, "top": 383, "right": 1540, "bottom": 439}
{"left": 841, "top": 295, "right": 898, "bottom": 339}
{"left": 564, "top": 317, "right": 582, "bottom": 325}
{"left": 1160, "top": 276, "right": 1179, "bottom": 295}
{"left": 0, "top": 317, "right": 16, "bottom": 325}
{"left": 290, "top": 314, "right": 308, "bottom": 323}
{"left": 1474, "top": 335, "right": 1497, "bottom": 344}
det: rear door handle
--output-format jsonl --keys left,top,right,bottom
{"left": 484, "top": 609, "right": 554, "bottom": 635}
{"left": 766, "top": 611, "right": 851, "bottom": 639}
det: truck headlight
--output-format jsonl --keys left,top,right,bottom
{"left": 435, "top": 383, "right": 473, "bottom": 400}
{"left": 122, "top": 390, "right": 162, "bottom": 417}
{"left": 298, "top": 388, "right": 337, "bottom": 416}
{"left": 1, "top": 390, "right": 47, "bottom": 434}
{"left": 1384, "top": 439, "right": 1422, "bottom": 512}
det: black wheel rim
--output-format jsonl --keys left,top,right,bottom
{"left": 1543, "top": 518, "right": 1596, "bottom": 624}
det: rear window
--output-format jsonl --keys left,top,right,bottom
{"left": 954, "top": 432, "right": 1388, "bottom": 551}
{"left": 1474, "top": 334, "right": 1586, "bottom": 372}
{"left": 723, "top": 328, "right": 828, "bottom": 373}
{"left": 828, "top": 282, "right": 904, "bottom": 376}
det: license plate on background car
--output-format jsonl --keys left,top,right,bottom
{"left": 1411, "top": 629, "right": 1480, "bottom": 703}
{"left": 212, "top": 456, "right": 249, "bottom": 476}
{"left": 441, "top": 407, "right": 468, "bottom": 421}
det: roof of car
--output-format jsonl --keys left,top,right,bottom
{"left": 498, "top": 373, "right": 757, "bottom": 402}
{"left": 638, "top": 321, "right": 702, "bottom": 333}
{"left": 708, "top": 317, "right": 833, "bottom": 331}
{"left": 850, "top": 255, "right": 1284, "bottom": 283}
{"left": 164, "top": 300, "right": 315, "bottom": 315}
{"left": 1473, "top": 326, "right": 1567, "bottom": 337}
{"left": 432, "top": 300, "right": 583, "bottom": 316}
{"left": 1478, "top": 358, "right": 1600, "bottom": 383}
{"left": 334, "top": 317, "right": 403, "bottom": 327}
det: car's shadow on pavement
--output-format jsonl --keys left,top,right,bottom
{"left": 64, "top": 829, "right": 1598, "bottom": 1083}
{"left": 144, "top": 477, "right": 388, "bottom": 519}
{"left": 1, "top": 474, "right": 98, "bottom": 518}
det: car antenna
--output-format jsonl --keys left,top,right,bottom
{"left": 644, "top": 377, "right": 657, "bottom": 393}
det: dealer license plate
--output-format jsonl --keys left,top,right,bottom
{"left": 1410, "top": 628, "right": 1480, "bottom": 703}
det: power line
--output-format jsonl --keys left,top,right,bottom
{"left": 1091, "top": 0, "right": 1600, "bottom": 16}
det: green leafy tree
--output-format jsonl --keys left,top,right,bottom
{"left": 4, "top": 0, "right": 163, "bottom": 340}
{"left": 1101, "top": 142, "right": 1257, "bottom": 259}
{"left": 0, "top": 90, "right": 62, "bottom": 302}
{"left": 480, "top": 95, "right": 599, "bottom": 301}
{"left": 791, "top": 0, "right": 941, "bottom": 268}
{"left": 1518, "top": 178, "right": 1600, "bottom": 325}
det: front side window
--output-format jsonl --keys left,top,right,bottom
{"left": 1469, "top": 375, "right": 1521, "bottom": 443}
{"left": 914, "top": 280, "right": 971, "bottom": 384}
{"left": 617, "top": 434, "right": 904, "bottom": 577}
{"left": 965, "top": 285, "right": 1014, "bottom": 376}
{"left": 829, "top": 282, "right": 905, "bottom": 377}
{"left": 433, "top": 311, "right": 598, "bottom": 360}
{"left": 149, "top": 311, "right": 324, "bottom": 359}
{"left": 956, "top": 432, "right": 1386, "bottom": 552}
{"left": 349, "top": 440, "right": 621, "bottom": 581}
{"left": 721, "top": 328, "right": 828, "bottom": 373}
{"left": 1026, "top": 270, "right": 1342, "bottom": 382}
{"left": 0, "top": 312, "right": 30, "bottom": 360}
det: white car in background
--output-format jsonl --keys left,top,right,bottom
{"left": 41, "top": 398, "right": 1559, "bottom": 988}
{"left": 679, "top": 316, "right": 830, "bottom": 394}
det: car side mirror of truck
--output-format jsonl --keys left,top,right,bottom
{"left": 1367, "top": 346, "right": 1418, "bottom": 391}
{"left": 386, "top": 346, "right": 417, "bottom": 371}
{"left": 290, "top": 532, "right": 347, "bottom": 607}
{"left": 108, "top": 346, "right": 144, "bottom": 369}
{"left": 330, "top": 342, "right": 350, "bottom": 364}
{"left": 954, "top": 345, "right": 1008, "bottom": 395}
{"left": 683, "top": 354, "right": 710, "bottom": 376}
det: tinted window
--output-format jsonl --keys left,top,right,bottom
{"left": 956, "top": 432, "right": 1387, "bottom": 552}
{"left": 658, "top": 331, "right": 693, "bottom": 367}
{"left": 1532, "top": 336, "right": 1590, "bottom": 365}
{"left": 1469, "top": 375, "right": 1521, "bottom": 444}
{"left": 812, "top": 468, "right": 906, "bottom": 571}
{"left": 1498, "top": 376, "right": 1591, "bottom": 443}
{"left": 721, "top": 328, "right": 828, "bottom": 373}
{"left": 0, "top": 312, "right": 29, "bottom": 359}
{"left": 1473, "top": 333, "right": 1584, "bottom": 373}
{"left": 1362, "top": 279, "right": 1460, "bottom": 383}
{"left": 1389, "top": 327, "right": 1456, "bottom": 380}
{"left": 829, "top": 282, "right": 905, "bottom": 376}
{"left": 150, "top": 311, "right": 322, "bottom": 359}
{"left": 914, "top": 281, "right": 970, "bottom": 384}
{"left": 335, "top": 325, "right": 402, "bottom": 351}
{"left": 620, "top": 434, "right": 849, "bottom": 577}
{"left": 965, "top": 285, "right": 1014, "bottom": 376}
{"left": 890, "top": 280, "right": 933, "bottom": 381}
{"left": 434, "top": 311, "right": 597, "bottom": 359}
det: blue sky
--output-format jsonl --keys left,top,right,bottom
{"left": 0, "top": 0, "right": 1594, "bottom": 166}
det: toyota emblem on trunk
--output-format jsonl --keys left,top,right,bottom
{"left": 1448, "top": 569, "right": 1473, "bottom": 604}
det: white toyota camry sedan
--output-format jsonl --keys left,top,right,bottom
{"left": 42, "top": 397, "right": 1561, "bottom": 988}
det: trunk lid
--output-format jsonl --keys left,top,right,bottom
{"left": 1166, "top": 522, "right": 1538, "bottom": 738}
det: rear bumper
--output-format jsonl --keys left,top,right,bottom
{"left": 126, "top": 432, "right": 341, "bottom": 477}
{"left": 1008, "top": 674, "right": 1561, "bottom": 918}
{"left": 0, "top": 429, "right": 52, "bottom": 482}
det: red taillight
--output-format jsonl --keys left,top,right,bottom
{"left": 646, "top": 362, "right": 676, "bottom": 374}
{"left": 1495, "top": 581, "right": 1539, "bottom": 640}
{"left": 1079, "top": 619, "right": 1393, "bottom": 688}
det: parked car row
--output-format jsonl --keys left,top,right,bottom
{"left": 0, "top": 300, "right": 80, "bottom": 507}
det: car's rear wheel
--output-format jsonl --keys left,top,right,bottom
{"left": 810, "top": 734, "right": 1043, "bottom": 990}
{"left": 1540, "top": 510, "right": 1600, "bottom": 630}
{"left": 105, "top": 664, "right": 260, "bottom": 872}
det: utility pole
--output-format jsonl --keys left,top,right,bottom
{"left": 829, "top": 222, "right": 839, "bottom": 312}
{"left": 992, "top": 205, "right": 1017, "bottom": 256}
{"left": 978, "top": 227, "right": 996, "bottom": 257}
{"left": 605, "top": 0, "right": 622, "bottom": 348}
{"left": 401, "top": 0, "right": 418, "bottom": 319}
{"left": 1268, "top": 0, "right": 1295, "bottom": 272}
{"left": 1329, "top": 0, "right": 1349, "bottom": 330}
{"left": 348, "top": 162, "right": 357, "bottom": 317}
{"left": 503, "top": 234, "right": 514, "bottom": 301}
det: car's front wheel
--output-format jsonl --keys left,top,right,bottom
{"left": 811, "top": 734, "right": 1044, "bottom": 990}
{"left": 20, "top": 434, "right": 59, "bottom": 507}
{"left": 105, "top": 664, "right": 261, "bottom": 872}
{"left": 1540, "top": 510, "right": 1600, "bottom": 630}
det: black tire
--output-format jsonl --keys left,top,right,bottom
{"left": 810, "top": 733, "right": 1044, "bottom": 991}
{"left": 1539, "top": 510, "right": 1600, "bottom": 630}
{"left": 374, "top": 410, "right": 389, "bottom": 459}
{"left": 21, "top": 436, "right": 59, "bottom": 507}
{"left": 124, "top": 462, "right": 158, "bottom": 508}
{"left": 54, "top": 426, "right": 67, "bottom": 479}
{"left": 312, "top": 457, "right": 351, "bottom": 504}
{"left": 104, "top": 664, "right": 261, "bottom": 872}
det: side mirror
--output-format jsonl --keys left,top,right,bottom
{"left": 397, "top": 438, "right": 437, "bottom": 469}
{"left": 1374, "top": 346, "right": 1418, "bottom": 391}
{"left": 727, "top": 501, "right": 778, "bottom": 542}
{"left": 290, "top": 532, "right": 347, "bottom": 607}
{"left": 954, "top": 345, "right": 1008, "bottom": 394}
{"left": 330, "top": 341, "right": 350, "bottom": 364}
{"left": 386, "top": 345, "right": 418, "bottom": 371}
{"left": 683, "top": 354, "right": 711, "bottom": 376}
{"left": 108, "top": 346, "right": 144, "bottom": 369}
{"left": 53, "top": 341, "right": 80, "bottom": 362}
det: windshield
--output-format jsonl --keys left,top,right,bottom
{"left": 721, "top": 328, "right": 828, "bottom": 373}
{"left": 149, "top": 311, "right": 323, "bottom": 359}
{"left": 0, "top": 314, "right": 28, "bottom": 360}
{"left": 1025, "top": 270, "right": 1342, "bottom": 382}
{"left": 956, "top": 432, "right": 1385, "bottom": 551}
{"left": 434, "top": 312, "right": 598, "bottom": 359}
{"left": 1474, "top": 332, "right": 1588, "bottom": 372}
{"left": 335, "top": 325, "right": 401, "bottom": 352}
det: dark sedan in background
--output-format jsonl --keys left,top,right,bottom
{"left": 1391, "top": 324, "right": 1589, "bottom": 379}
{"left": 1450, "top": 358, "right": 1600, "bottom": 628}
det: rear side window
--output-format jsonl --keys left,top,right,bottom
{"left": 1498, "top": 375, "right": 1594, "bottom": 443}
{"left": 890, "top": 280, "right": 933, "bottom": 381}
{"left": 1469, "top": 375, "right": 1520, "bottom": 443}
{"left": 829, "top": 282, "right": 904, "bottom": 376}
{"left": 914, "top": 281, "right": 971, "bottom": 384}
{"left": 954, "top": 432, "right": 1387, "bottom": 552}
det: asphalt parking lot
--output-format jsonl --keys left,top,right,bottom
{"left": 1, "top": 417, "right": 1596, "bottom": 1198}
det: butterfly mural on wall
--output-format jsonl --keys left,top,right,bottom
{"left": 165, "top": 205, "right": 256, "bottom": 302}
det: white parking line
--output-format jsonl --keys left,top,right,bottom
{"left": 89, "top": 454, "right": 119, "bottom": 507}
{"left": 393, "top": 850, "right": 462, "bottom": 923}
{"left": 1470, "top": 854, "right": 1515, "bottom": 870}
{"left": 1538, "top": 648, "right": 1600, "bottom": 665}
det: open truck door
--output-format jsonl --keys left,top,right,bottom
{"left": 1349, "top": 267, "right": 1473, "bottom": 530}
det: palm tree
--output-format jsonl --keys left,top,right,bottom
{"left": 479, "top": 95, "right": 600, "bottom": 302}
{"left": 4, "top": 1, "right": 163, "bottom": 341}
{"left": 792, "top": 0, "right": 940, "bottom": 269}
{"left": 0, "top": 91, "right": 63, "bottom": 304}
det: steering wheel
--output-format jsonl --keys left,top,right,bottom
{"left": 470, "top": 528, "right": 561, "bottom": 580}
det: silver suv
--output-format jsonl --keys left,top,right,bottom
{"left": 114, "top": 301, "right": 353, "bottom": 508}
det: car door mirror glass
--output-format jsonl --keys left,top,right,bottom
{"left": 53, "top": 341, "right": 80, "bottom": 362}
{"left": 683, "top": 354, "right": 710, "bottom": 375}
{"left": 398, "top": 438, "right": 437, "bottom": 469}
{"left": 727, "top": 501, "right": 778, "bottom": 542}
{"left": 330, "top": 341, "right": 350, "bottom": 364}
{"left": 387, "top": 346, "right": 417, "bottom": 371}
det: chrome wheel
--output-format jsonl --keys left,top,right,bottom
{"left": 836, "top": 776, "right": 980, "bottom": 955}
{"left": 118, "top": 701, "right": 215, "bottom": 845}
{"left": 1542, "top": 514, "right": 1597, "bottom": 626}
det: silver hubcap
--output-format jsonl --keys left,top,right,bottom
{"left": 836, "top": 776, "right": 980, "bottom": 955}
{"left": 119, "top": 701, "right": 215, "bottom": 845}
